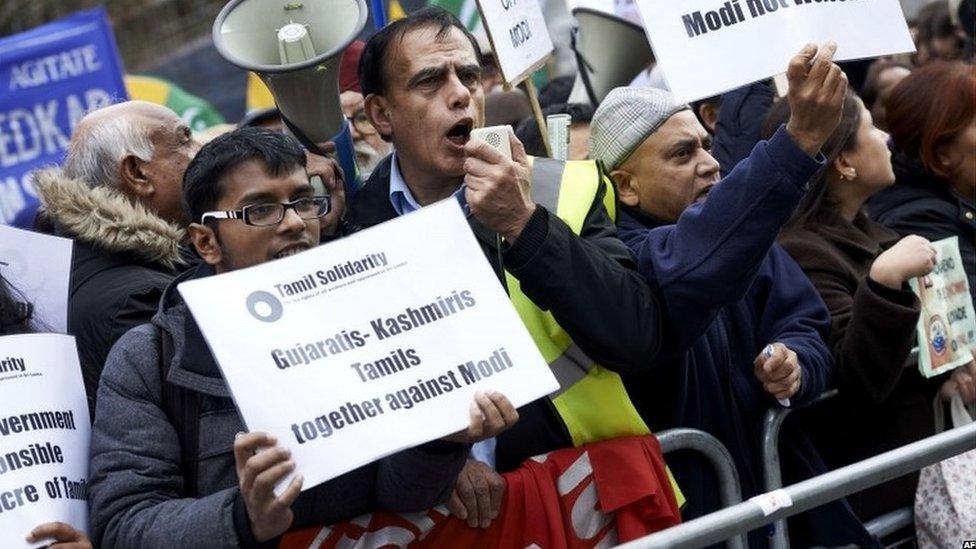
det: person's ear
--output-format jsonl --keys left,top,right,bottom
{"left": 934, "top": 142, "right": 957, "bottom": 178}
{"left": 364, "top": 94, "right": 393, "bottom": 141}
{"left": 698, "top": 103, "right": 719, "bottom": 134}
{"left": 610, "top": 169, "right": 640, "bottom": 208}
{"left": 119, "top": 153, "right": 154, "bottom": 199}
{"left": 188, "top": 223, "right": 223, "bottom": 266}
{"left": 833, "top": 150, "right": 858, "bottom": 181}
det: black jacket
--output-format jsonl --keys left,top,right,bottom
{"left": 780, "top": 209, "right": 941, "bottom": 519}
{"left": 869, "top": 152, "right": 976, "bottom": 304}
{"left": 346, "top": 155, "right": 662, "bottom": 470}
{"left": 34, "top": 169, "right": 187, "bottom": 410}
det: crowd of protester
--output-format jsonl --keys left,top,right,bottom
{"left": 1, "top": 0, "right": 975, "bottom": 547}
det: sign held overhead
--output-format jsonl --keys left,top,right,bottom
{"left": 635, "top": 0, "right": 915, "bottom": 102}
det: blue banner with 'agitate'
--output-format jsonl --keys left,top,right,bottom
{"left": 0, "top": 6, "right": 128, "bottom": 227}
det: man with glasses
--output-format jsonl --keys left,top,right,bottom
{"left": 88, "top": 127, "right": 517, "bottom": 547}
{"left": 339, "top": 40, "right": 392, "bottom": 178}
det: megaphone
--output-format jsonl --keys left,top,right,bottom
{"left": 213, "top": 0, "right": 368, "bottom": 196}
{"left": 569, "top": 8, "right": 655, "bottom": 106}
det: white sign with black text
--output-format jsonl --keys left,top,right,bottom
{"left": 911, "top": 236, "right": 976, "bottom": 378}
{"left": 0, "top": 225, "right": 73, "bottom": 333}
{"left": 179, "top": 200, "right": 559, "bottom": 492}
{"left": 0, "top": 334, "right": 91, "bottom": 548}
{"left": 476, "top": 0, "right": 555, "bottom": 83}
{"left": 635, "top": 0, "right": 915, "bottom": 102}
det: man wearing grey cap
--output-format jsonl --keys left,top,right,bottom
{"left": 589, "top": 43, "right": 876, "bottom": 547}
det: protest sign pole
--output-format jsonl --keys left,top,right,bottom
{"left": 472, "top": 0, "right": 555, "bottom": 156}
{"left": 520, "top": 74, "right": 552, "bottom": 157}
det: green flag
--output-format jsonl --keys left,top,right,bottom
{"left": 430, "top": 0, "right": 483, "bottom": 31}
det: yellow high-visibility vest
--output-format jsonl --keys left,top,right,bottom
{"left": 509, "top": 157, "right": 685, "bottom": 507}
{"left": 508, "top": 157, "right": 648, "bottom": 445}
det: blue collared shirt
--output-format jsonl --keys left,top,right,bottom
{"left": 389, "top": 152, "right": 470, "bottom": 216}
{"left": 388, "top": 152, "right": 492, "bottom": 467}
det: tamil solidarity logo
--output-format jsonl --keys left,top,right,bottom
{"left": 246, "top": 291, "right": 284, "bottom": 323}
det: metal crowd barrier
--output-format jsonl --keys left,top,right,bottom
{"left": 762, "top": 389, "right": 839, "bottom": 548}
{"left": 657, "top": 428, "right": 747, "bottom": 549}
{"left": 761, "top": 348, "right": 923, "bottom": 547}
{"left": 619, "top": 414, "right": 976, "bottom": 548}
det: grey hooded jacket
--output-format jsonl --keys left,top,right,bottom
{"left": 89, "top": 264, "right": 469, "bottom": 548}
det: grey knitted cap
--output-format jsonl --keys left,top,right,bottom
{"left": 589, "top": 87, "right": 690, "bottom": 170}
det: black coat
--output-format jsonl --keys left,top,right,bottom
{"left": 869, "top": 152, "right": 976, "bottom": 304}
{"left": 346, "top": 155, "right": 662, "bottom": 470}
{"left": 69, "top": 241, "right": 177, "bottom": 408}
{"left": 780, "top": 210, "right": 941, "bottom": 519}
{"left": 34, "top": 169, "right": 188, "bottom": 411}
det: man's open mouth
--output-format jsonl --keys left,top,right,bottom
{"left": 696, "top": 184, "right": 715, "bottom": 202}
{"left": 446, "top": 119, "right": 473, "bottom": 146}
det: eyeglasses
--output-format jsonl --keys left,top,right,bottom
{"left": 347, "top": 109, "right": 377, "bottom": 136}
{"left": 201, "top": 196, "right": 331, "bottom": 227}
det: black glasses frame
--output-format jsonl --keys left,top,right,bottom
{"left": 201, "top": 196, "right": 331, "bottom": 227}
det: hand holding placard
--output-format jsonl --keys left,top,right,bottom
{"left": 870, "top": 235, "right": 938, "bottom": 290}
{"left": 940, "top": 358, "right": 976, "bottom": 404}
{"left": 635, "top": 0, "right": 914, "bottom": 103}
{"left": 910, "top": 237, "right": 976, "bottom": 378}
{"left": 783, "top": 42, "right": 848, "bottom": 157}
{"left": 25, "top": 522, "right": 91, "bottom": 548}
{"left": 178, "top": 200, "right": 558, "bottom": 495}
{"left": 0, "top": 334, "right": 91, "bottom": 549}
{"left": 234, "top": 433, "right": 303, "bottom": 544}
{"left": 443, "top": 391, "right": 519, "bottom": 444}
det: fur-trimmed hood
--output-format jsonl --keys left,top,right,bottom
{"left": 33, "top": 169, "right": 185, "bottom": 270}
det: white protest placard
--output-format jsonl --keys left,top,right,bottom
{"left": 476, "top": 0, "right": 555, "bottom": 84}
{"left": 635, "top": 0, "right": 915, "bottom": 102}
{"left": 179, "top": 200, "right": 559, "bottom": 491}
{"left": 0, "top": 334, "right": 91, "bottom": 548}
{"left": 566, "top": 0, "right": 616, "bottom": 15}
{"left": 910, "top": 237, "right": 976, "bottom": 378}
{"left": 0, "top": 225, "right": 73, "bottom": 333}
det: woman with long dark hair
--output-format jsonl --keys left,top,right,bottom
{"left": 1, "top": 272, "right": 92, "bottom": 548}
{"left": 768, "top": 90, "right": 976, "bottom": 520}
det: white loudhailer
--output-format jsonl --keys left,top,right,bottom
{"left": 213, "top": 0, "right": 367, "bottom": 195}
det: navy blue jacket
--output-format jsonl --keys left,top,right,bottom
{"left": 617, "top": 127, "right": 876, "bottom": 547}
{"left": 712, "top": 81, "right": 775, "bottom": 178}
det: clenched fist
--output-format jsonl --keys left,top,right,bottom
{"left": 463, "top": 130, "right": 536, "bottom": 243}
{"left": 754, "top": 343, "right": 803, "bottom": 400}
{"left": 870, "top": 235, "right": 937, "bottom": 290}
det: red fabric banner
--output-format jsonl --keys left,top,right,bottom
{"left": 280, "top": 435, "right": 680, "bottom": 548}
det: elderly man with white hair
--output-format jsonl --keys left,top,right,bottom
{"left": 33, "top": 101, "right": 201, "bottom": 409}
{"left": 35, "top": 101, "right": 341, "bottom": 410}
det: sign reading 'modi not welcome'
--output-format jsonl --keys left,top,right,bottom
{"left": 636, "top": 0, "right": 915, "bottom": 102}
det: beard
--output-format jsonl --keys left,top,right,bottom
{"left": 354, "top": 141, "right": 387, "bottom": 177}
